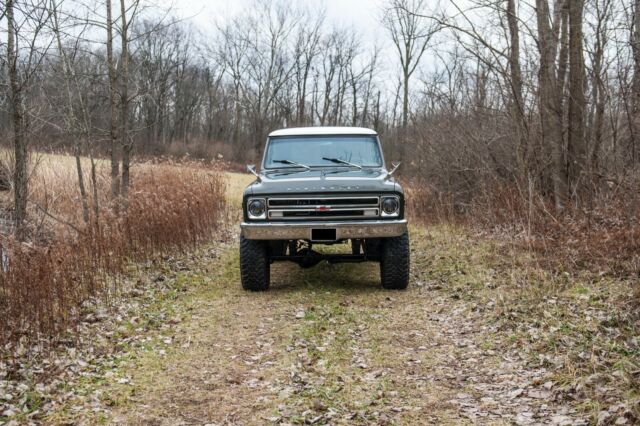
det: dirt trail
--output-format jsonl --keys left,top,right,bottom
{"left": 104, "top": 240, "right": 582, "bottom": 425}
{"left": 86, "top": 172, "right": 593, "bottom": 425}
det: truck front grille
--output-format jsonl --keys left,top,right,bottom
{"left": 267, "top": 196, "right": 380, "bottom": 220}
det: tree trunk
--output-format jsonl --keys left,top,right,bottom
{"left": 75, "top": 155, "right": 90, "bottom": 223}
{"left": 298, "top": 63, "right": 311, "bottom": 124}
{"left": 361, "top": 61, "right": 375, "bottom": 127}
{"left": 402, "top": 69, "right": 409, "bottom": 130}
{"left": 120, "top": 0, "right": 131, "bottom": 199}
{"left": 506, "top": 0, "right": 528, "bottom": 173}
{"left": 7, "top": 0, "right": 28, "bottom": 240}
{"left": 106, "top": 0, "right": 120, "bottom": 198}
{"left": 373, "top": 90, "right": 381, "bottom": 132}
{"left": 588, "top": 5, "right": 607, "bottom": 181}
{"left": 90, "top": 154, "right": 100, "bottom": 231}
{"left": 233, "top": 82, "right": 241, "bottom": 149}
{"left": 52, "top": 2, "right": 90, "bottom": 224}
{"left": 352, "top": 79, "right": 358, "bottom": 127}
{"left": 535, "top": 0, "right": 568, "bottom": 209}
{"left": 566, "top": 0, "right": 587, "bottom": 201}
{"left": 631, "top": 0, "right": 640, "bottom": 167}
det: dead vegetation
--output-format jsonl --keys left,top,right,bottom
{"left": 406, "top": 178, "right": 640, "bottom": 280}
{"left": 0, "top": 158, "right": 227, "bottom": 346}
{"left": 405, "top": 190, "right": 640, "bottom": 423}
{"left": 24, "top": 224, "right": 634, "bottom": 425}
{"left": 0, "top": 172, "right": 637, "bottom": 424}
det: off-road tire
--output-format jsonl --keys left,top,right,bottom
{"left": 380, "top": 232, "right": 410, "bottom": 290}
{"left": 240, "top": 235, "right": 270, "bottom": 291}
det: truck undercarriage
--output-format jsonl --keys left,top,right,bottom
{"left": 268, "top": 239, "right": 382, "bottom": 267}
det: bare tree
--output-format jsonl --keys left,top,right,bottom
{"left": 382, "top": 0, "right": 438, "bottom": 130}
{"left": 586, "top": 0, "right": 613, "bottom": 176}
{"left": 360, "top": 47, "right": 380, "bottom": 127}
{"left": 1, "top": 0, "right": 637, "bottom": 214}
{"left": 631, "top": 0, "right": 640, "bottom": 166}
{"left": 535, "top": 0, "right": 568, "bottom": 208}
{"left": 5, "top": 0, "right": 27, "bottom": 238}
{"left": 119, "top": 0, "right": 132, "bottom": 199}
{"left": 50, "top": 0, "right": 90, "bottom": 224}
{"left": 566, "top": 0, "right": 587, "bottom": 201}
{"left": 5, "top": 0, "right": 51, "bottom": 239}
{"left": 293, "top": 7, "right": 324, "bottom": 125}
{"left": 244, "top": 0, "right": 299, "bottom": 148}
{"left": 218, "top": 16, "right": 251, "bottom": 152}
{"left": 106, "top": 0, "right": 119, "bottom": 197}
{"left": 505, "top": 0, "right": 527, "bottom": 171}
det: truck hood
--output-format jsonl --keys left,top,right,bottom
{"left": 245, "top": 168, "right": 400, "bottom": 196}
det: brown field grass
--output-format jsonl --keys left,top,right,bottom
{"left": 0, "top": 155, "right": 228, "bottom": 345}
{"left": 405, "top": 178, "right": 640, "bottom": 280}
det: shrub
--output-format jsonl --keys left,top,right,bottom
{"left": 406, "top": 177, "right": 640, "bottom": 278}
{"left": 0, "top": 162, "right": 227, "bottom": 344}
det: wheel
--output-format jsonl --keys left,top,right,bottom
{"left": 380, "top": 232, "right": 410, "bottom": 290}
{"left": 240, "top": 235, "right": 270, "bottom": 291}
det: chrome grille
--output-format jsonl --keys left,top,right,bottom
{"left": 267, "top": 196, "right": 380, "bottom": 220}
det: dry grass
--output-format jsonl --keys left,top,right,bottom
{"left": 0, "top": 156, "right": 227, "bottom": 345}
{"left": 406, "top": 178, "right": 640, "bottom": 280}
{"left": 56, "top": 224, "right": 638, "bottom": 425}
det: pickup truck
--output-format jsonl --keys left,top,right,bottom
{"left": 240, "top": 127, "right": 409, "bottom": 291}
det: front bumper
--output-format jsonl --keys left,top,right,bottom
{"left": 240, "top": 219, "right": 408, "bottom": 241}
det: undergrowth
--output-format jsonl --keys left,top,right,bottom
{"left": 0, "top": 161, "right": 227, "bottom": 345}
{"left": 406, "top": 178, "right": 640, "bottom": 280}
{"left": 414, "top": 225, "right": 640, "bottom": 421}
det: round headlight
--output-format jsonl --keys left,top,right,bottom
{"left": 382, "top": 197, "right": 399, "bottom": 215}
{"left": 248, "top": 199, "right": 266, "bottom": 217}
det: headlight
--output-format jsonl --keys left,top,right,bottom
{"left": 381, "top": 196, "right": 400, "bottom": 217}
{"left": 247, "top": 198, "right": 266, "bottom": 219}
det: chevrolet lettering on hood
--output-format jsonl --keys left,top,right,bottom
{"left": 239, "top": 127, "right": 410, "bottom": 292}
{"left": 284, "top": 185, "right": 363, "bottom": 191}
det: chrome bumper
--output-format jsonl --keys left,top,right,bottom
{"left": 240, "top": 219, "right": 408, "bottom": 241}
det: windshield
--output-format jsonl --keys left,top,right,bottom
{"left": 263, "top": 135, "right": 383, "bottom": 169}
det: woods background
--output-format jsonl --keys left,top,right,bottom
{"left": 1, "top": 0, "right": 640, "bottom": 236}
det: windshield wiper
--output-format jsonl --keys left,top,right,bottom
{"left": 273, "top": 159, "right": 311, "bottom": 170}
{"left": 322, "top": 157, "right": 363, "bottom": 170}
{"left": 268, "top": 169, "right": 310, "bottom": 177}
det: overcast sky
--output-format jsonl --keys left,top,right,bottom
{"left": 155, "top": 0, "right": 395, "bottom": 89}
{"left": 164, "top": 0, "right": 387, "bottom": 43}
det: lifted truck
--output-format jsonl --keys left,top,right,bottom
{"left": 240, "top": 127, "right": 410, "bottom": 291}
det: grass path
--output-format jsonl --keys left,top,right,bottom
{"left": 61, "top": 172, "right": 636, "bottom": 425}
{"left": 103, "top": 227, "right": 589, "bottom": 425}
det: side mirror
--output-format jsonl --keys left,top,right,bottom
{"left": 386, "top": 162, "right": 401, "bottom": 180}
{"left": 247, "top": 164, "right": 261, "bottom": 182}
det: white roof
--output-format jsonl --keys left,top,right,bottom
{"left": 269, "top": 127, "right": 377, "bottom": 137}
